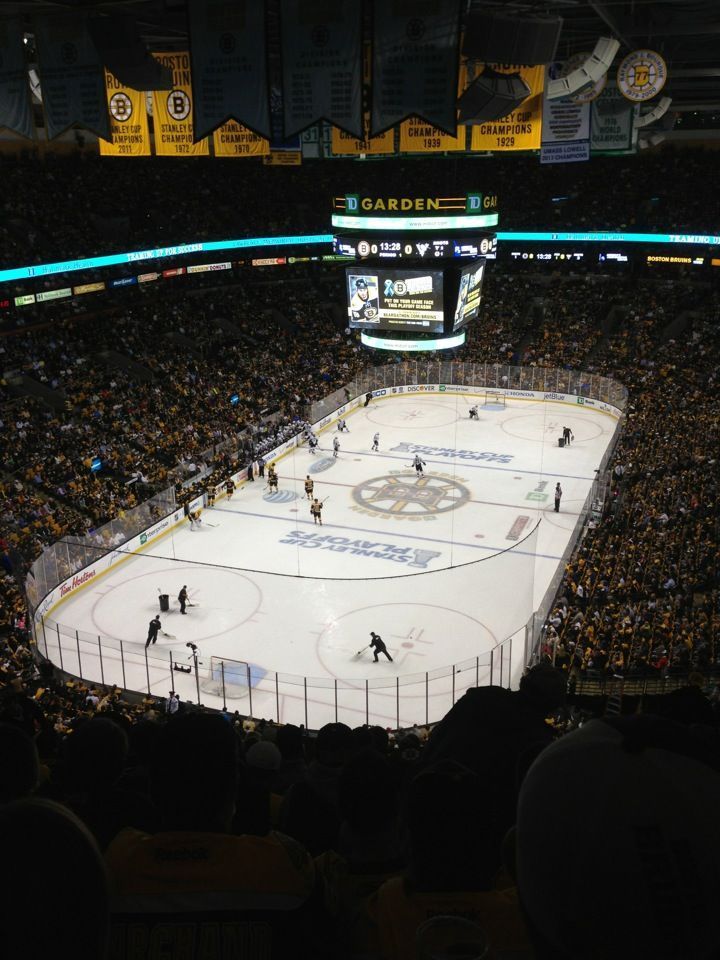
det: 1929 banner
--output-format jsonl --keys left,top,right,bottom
{"left": 470, "top": 64, "right": 545, "bottom": 152}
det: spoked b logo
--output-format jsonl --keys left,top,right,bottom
{"left": 167, "top": 89, "right": 191, "bottom": 121}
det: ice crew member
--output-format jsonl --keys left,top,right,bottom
{"left": 554, "top": 483, "right": 562, "bottom": 513}
{"left": 304, "top": 476, "right": 314, "bottom": 500}
{"left": 562, "top": 426, "right": 574, "bottom": 446}
{"left": 178, "top": 585, "right": 188, "bottom": 615}
{"left": 310, "top": 498, "right": 323, "bottom": 525}
{"left": 146, "top": 616, "right": 161, "bottom": 648}
{"left": 369, "top": 631, "right": 393, "bottom": 663}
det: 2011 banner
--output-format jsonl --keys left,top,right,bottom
{"left": 99, "top": 71, "right": 151, "bottom": 156}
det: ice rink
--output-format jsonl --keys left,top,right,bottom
{"left": 39, "top": 392, "right": 617, "bottom": 728}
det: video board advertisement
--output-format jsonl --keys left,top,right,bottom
{"left": 453, "top": 260, "right": 485, "bottom": 331}
{"left": 346, "top": 268, "right": 444, "bottom": 333}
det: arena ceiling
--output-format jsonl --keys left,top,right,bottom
{"left": 8, "top": 0, "right": 720, "bottom": 117}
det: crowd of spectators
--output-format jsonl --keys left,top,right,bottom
{"left": 2, "top": 150, "right": 720, "bottom": 957}
{"left": 1, "top": 147, "right": 720, "bottom": 270}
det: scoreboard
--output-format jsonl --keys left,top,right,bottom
{"left": 332, "top": 193, "right": 496, "bottom": 349}
{"left": 333, "top": 234, "right": 497, "bottom": 260}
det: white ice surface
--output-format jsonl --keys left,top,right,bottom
{"left": 41, "top": 394, "right": 614, "bottom": 728}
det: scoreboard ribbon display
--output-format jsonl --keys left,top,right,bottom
{"left": 347, "top": 267, "right": 444, "bottom": 333}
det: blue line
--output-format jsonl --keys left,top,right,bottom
{"left": 210, "top": 504, "right": 563, "bottom": 562}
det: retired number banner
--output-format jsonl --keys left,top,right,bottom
{"left": 99, "top": 71, "right": 151, "bottom": 156}
{"left": 213, "top": 120, "right": 269, "bottom": 157}
{"left": 470, "top": 64, "right": 545, "bottom": 152}
{"left": 152, "top": 52, "right": 209, "bottom": 156}
{"left": 331, "top": 44, "right": 394, "bottom": 156}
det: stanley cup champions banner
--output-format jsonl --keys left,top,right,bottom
{"left": 371, "top": 0, "right": 462, "bottom": 137}
{"left": 99, "top": 71, "right": 151, "bottom": 156}
{"left": 0, "top": 20, "right": 34, "bottom": 139}
{"left": 34, "top": 15, "right": 110, "bottom": 141}
{"left": 280, "top": 0, "right": 363, "bottom": 139}
{"left": 187, "top": 0, "right": 271, "bottom": 141}
{"left": 470, "top": 64, "right": 545, "bottom": 152}
{"left": 152, "top": 52, "right": 209, "bottom": 155}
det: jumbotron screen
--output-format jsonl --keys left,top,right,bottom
{"left": 346, "top": 267, "right": 444, "bottom": 333}
{"left": 452, "top": 260, "right": 485, "bottom": 331}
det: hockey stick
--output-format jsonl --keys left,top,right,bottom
{"left": 203, "top": 521, "right": 220, "bottom": 528}
{"left": 354, "top": 646, "right": 367, "bottom": 660}
{"left": 161, "top": 631, "right": 177, "bottom": 639}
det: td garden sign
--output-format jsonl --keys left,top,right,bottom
{"left": 333, "top": 194, "right": 498, "bottom": 214}
{"left": 331, "top": 193, "right": 500, "bottom": 231}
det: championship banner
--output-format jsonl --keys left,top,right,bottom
{"left": 213, "top": 120, "right": 269, "bottom": 157}
{"left": 371, "top": 0, "right": 462, "bottom": 137}
{"left": 99, "top": 71, "right": 151, "bottom": 156}
{"left": 591, "top": 83, "right": 635, "bottom": 153}
{"left": 187, "top": 0, "right": 270, "bottom": 141}
{"left": 399, "top": 119, "right": 466, "bottom": 153}
{"left": 540, "top": 63, "right": 590, "bottom": 164}
{"left": 280, "top": 0, "right": 362, "bottom": 139}
{"left": 0, "top": 20, "right": 35, "bottom": 139}
{"left": 469, "top": 64, "right": 544, "bottom": 152}
{"left": 34, "top": 16, "right": 110, "bottom": 141}
{"left": 151, "top": 52, "right": 209, "bottom": 156}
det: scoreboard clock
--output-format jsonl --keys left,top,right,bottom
{"left": 334, "top": 234, "right": 497, "bottom": 260}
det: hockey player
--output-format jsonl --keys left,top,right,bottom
{"left": 411, "top": 454, "right": 427, "bottom": 478}
{"left": 308, "top": 435, "right": 319, "bottom": 455}
{"left": 206, "top": 484, "right": 216, "bottom": 507}
{"left": 371, "top": 432, "right": 380, "bottom": 452}
{"left": 310, "top": 498, "right": 323, "bottom": 525}
{"left": 304, "top": 475, "right": 314, "bottom": 500}
{"left": 267, "top": 465, "right": 279, "bottom": 492}
{"left": 225, "top": 478, "right": 235, "bottom": 501}
{"left": 337, "top": 418, "right": 350, "bottom": 433}
{"left": 188, "top": 510, "right": 202, "bottom": 530}
{"left": 469, "top": 405, "right": 479, "bottom": 420}
{"left": 333, "top": 437, "right": 340, "bottom": 458}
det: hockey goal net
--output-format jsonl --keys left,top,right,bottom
{"left": 483, "top": 391, "right": 507, "bottom": 406}
{"left": 200, "top": 656, "right": 251, "bottom": 699}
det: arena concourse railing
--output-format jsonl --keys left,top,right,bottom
{"left": 27, "top": 361, "right": 627, "bottom": 729}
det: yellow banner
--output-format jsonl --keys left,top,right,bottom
{"left": 151, "top": 52, "right": 209, "bottom": 156}
{"left": 331, "top": 125, "right": 394, "bottom": 156}
{"left": 470, "top": 64, "right": 544, "bottom": 152}
{"left": 99, "top": 72, "right": 151, "bottom": 156}
{"left": 213, "top": 120, "right": 269, "bottom": 157}
{"left": 399, "top": 119, "right": 466, "bottom": 153}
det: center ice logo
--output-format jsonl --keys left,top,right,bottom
{"left": 352, "top": 473, "right": 470, "bottom": 519}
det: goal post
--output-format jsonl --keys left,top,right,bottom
{"left": 200, "top": 656, "right": 251, "bottom": 700}
{"left": 483, "top": 391, "right": 507, "bottom": 407}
